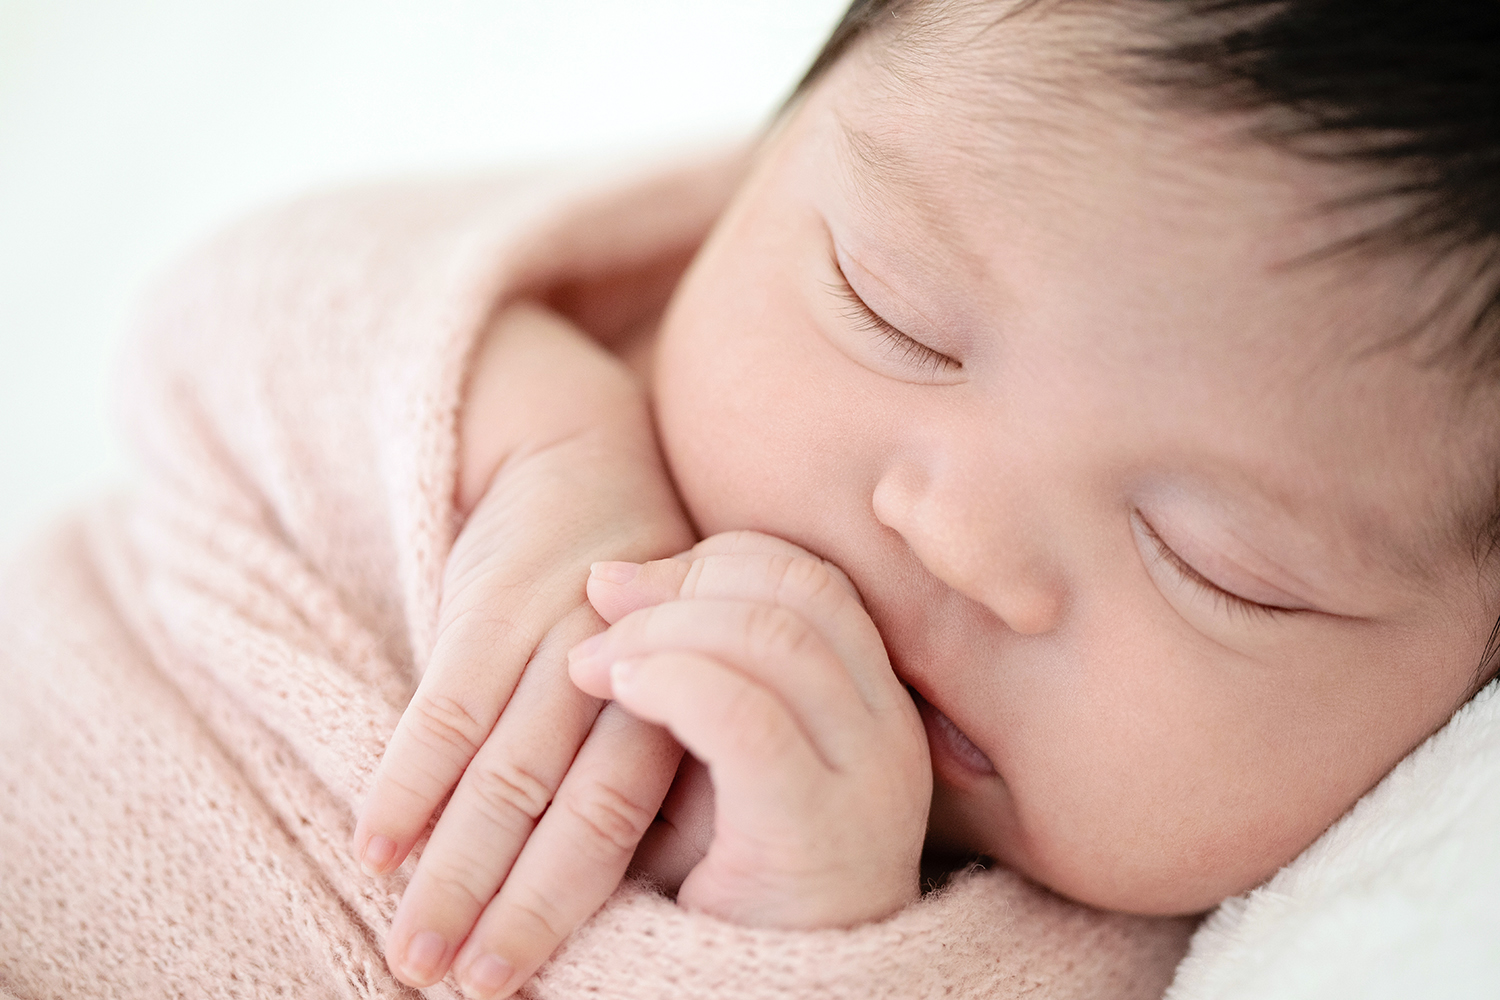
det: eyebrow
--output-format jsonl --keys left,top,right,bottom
{"left": 835, "top": 116, "right": 914, "bottom": 213}
{"left": 833, "top": 112, "right": 984, "bottom": 274}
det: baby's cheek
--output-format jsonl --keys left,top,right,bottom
{"left": 995, "top": 706, "right": 1322, "bottom": 916}
{"left": 653, "top": 337, "right": 739, "bottom": 527}
{"left": 656, "top": 367, "right": 775, "bottom": 537}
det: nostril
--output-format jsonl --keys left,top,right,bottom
{"left": 871, "top": 473, "right": 906, "bottom": 533}
{"left": 872, "top": 462, "right": 928, "bottom": 535}
{"left": 1000, "top": 586, "right": 1064, "bottom": 636}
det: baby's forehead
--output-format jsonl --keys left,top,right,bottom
{"left": 801, "top": 73, "right": 1500, "bottom": 591}
{"left": 823, "top": 69, "right": 1366, "bottom": 337}
{"left": 824, "top": 18, "right": 1479, "bottom": 352}
{"left": 841, "top": 0, "right": 1147, "bottom": 143}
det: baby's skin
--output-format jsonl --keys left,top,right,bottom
{"left": 355, "top": 3, "right": 1500, "bottom": 997}
{"left": 356, "top": 302, "right": 926, "bottom": 996}
{"left": 352, "top": 304, "right": 700, "bottom": 991}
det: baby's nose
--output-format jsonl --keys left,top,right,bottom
{"left": 871, "top": 465, "right": 1064, "bottom": 636}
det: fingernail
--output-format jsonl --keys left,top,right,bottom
{"left": 402, "top": 930, "right": 448, "bottom": 984}
{"left": 359, "top": 834, "right": 397, "bottom": 876}
{"left": 569, "top": 633, "right": 606, "bottom": 663}
{"left": 590, "top": 560, "right": 641, "bottom": 585}
{"left": 461, "top": 953, "right": 515, "bottom": 998}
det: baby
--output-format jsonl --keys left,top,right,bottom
{"left": 347, "top": 0, "right": 1500, "bottom": 996}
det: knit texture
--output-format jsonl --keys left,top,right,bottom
{"left": 0, "top": 155, "right": 1193, "bottom": 999}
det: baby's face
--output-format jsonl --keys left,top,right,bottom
{"left": 647, "top": 16, "right": 1499, "bottom": 914}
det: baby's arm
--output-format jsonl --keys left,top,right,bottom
{"left": 353, "top": 302, "right": 696, "bottom": 989}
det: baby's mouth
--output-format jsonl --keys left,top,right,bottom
{"left": 912, "top": 690, "right": 996, "bottom": 777}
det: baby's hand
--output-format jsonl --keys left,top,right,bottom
{"left": 570, "top": 531, "right": 932, "bottom": 929}
{"left": 352, "top": 303, "right": 694, "bottom": 993}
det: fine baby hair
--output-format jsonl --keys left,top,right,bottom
{"left": 806, "top": 0, "right": 1500, "bottom": 373}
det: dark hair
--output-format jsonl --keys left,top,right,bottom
{"left": 793, "top": 0, "right": 1500, "bottom": 689}
{"left": 796, "top": 0, "right": 1500, "bottom": 369}
{"left": 794, "top": 0, "right": 911, "bottom": 98}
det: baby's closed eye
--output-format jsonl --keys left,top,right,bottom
{"left": 822, "top": 244, "right": 961, "bottom": 382}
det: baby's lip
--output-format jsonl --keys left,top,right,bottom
{"left": 912, "top": 690, "right": 997, "bottom": 777}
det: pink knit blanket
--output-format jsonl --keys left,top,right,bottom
{"left": 0, "top": 154, "right": 1192, "bottom": 999}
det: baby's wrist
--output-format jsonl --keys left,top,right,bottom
{"left": 677, "top": 861, "right": 921, "bottom": 932}
{"left": 456, "top": 300, "right": 650, "bottom": 516}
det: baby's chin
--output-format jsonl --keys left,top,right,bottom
{"left": 918, "top": 712, "right": 1246, "bottom": 917}
{"left": 925, "top": 788, "right": 1254, "bottom": 918}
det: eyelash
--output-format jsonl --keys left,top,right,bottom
{"left": 826, "top": 262, "right": 961, "bottom": 377}
{"left": 1137, "top": 515, "right": 1292, "bottom": 623}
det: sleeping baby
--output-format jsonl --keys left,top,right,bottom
{"left": 345, "top": 1, "right": 1500, "bottom": 997}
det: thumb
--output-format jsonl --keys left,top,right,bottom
{"left": 586, "top": 530, "right": 857, "bottom": 624}
{"left": 585, "top": 557, "right": 692, "bottom": 623}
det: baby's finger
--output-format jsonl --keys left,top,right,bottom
{"left": 382, "top": 604, "right": 605, "bottom": 987}
{"left": 608, "top": 653, "right": 928, "bottom": 931}
{"left": 572, "top": 598, "right": 872, "bottom": 770}
{"left": 579, "top": 550, "right": 893, "bottom": 710}
{"left": 608, "top": 650, "right": 828, "bottom": 830}
{"left": 451, "top": 705, "right": 682, "bottom": 1000}
{"left": 686, "top": 529, "right": 847, "bottom": 567}
{"left": 354, "top": 586, "right": 595, "bottom": 877}
{"left": 630, "top": 754, "right": 715, "bottom": 894}
{"left": 585, "top": 530, "right": 858, "bottom": 625}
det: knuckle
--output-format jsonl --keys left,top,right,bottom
{"left": 497, "top": 883, "right": 567, "bottom": 944}
{"left": 377, "top": 767, "right": 442, "bottom": 808}
{"left": 418, "top": 860, "right": 490, "bottom": 911}
{"left": 711, "top": 530, "right": 762, "bottom": 554}
{"left": 720, "top": 683, "right": 798, "bottom": 762}
{"left": 408, "top": 694, "right": 490, "bottom": 761}
{"left": 433, "top": 598, "right": 528, "bottom": 660}
{"left": 680, "top": 556, "right": 709, "bottom": 598}
{"left": 774, "top": 553, "right": 862, "bottom": 612}
{"left": 734, "top": 719, "right": 800, "bottom": 769}
{"left": 773, "top": 554, "right": 840, "bottom": 605}
{"left": 558, "top": 781, "right": 656, "bottom": 862}
{"left": 745, "top": 602, "right": 818, "bottom": 663}
{"left": 466, "top": 760, "right": 556, "bottom": 831}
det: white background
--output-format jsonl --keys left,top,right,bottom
{"left": 0, "top": 0, "right": 847, "bottom": 556}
